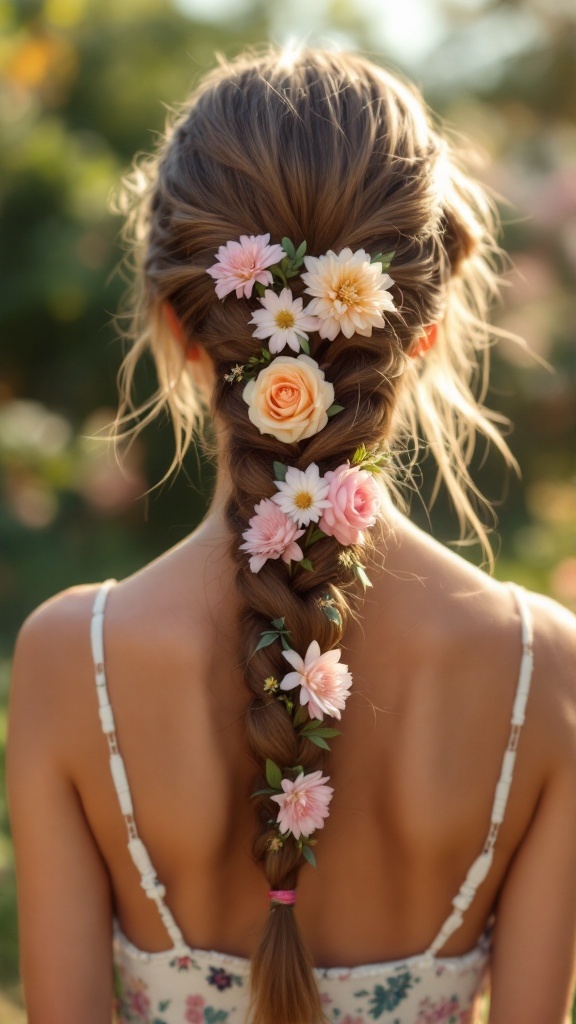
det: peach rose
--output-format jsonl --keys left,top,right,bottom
{"left": 243, "top": 354, "right": 335, "bottom": 444}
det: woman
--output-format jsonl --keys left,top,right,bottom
{"left": 7, "top": 48, "right": 576, "bottom": 1024}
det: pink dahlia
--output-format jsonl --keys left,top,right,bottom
{"left": 319, "top": 463, "right": 381, "bottom": 546}
{"left": 271, "top": 769, "right": 334, "bottom": 839}
{"left": 239, "top": 498, "right": 305, "bottom": 573}
{"left": 280, "top": 639, "right": 352, "bottom": 720}
{"left": 206, "top": 233, "right": 286, "bottom": 300}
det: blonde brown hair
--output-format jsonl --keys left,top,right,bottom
{"left": 112, "top": 47, "right": 516, "bottom": 1024}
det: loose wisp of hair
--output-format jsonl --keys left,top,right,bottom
{"left": 109, "top": 46, "right": 518, "bottom": 1024}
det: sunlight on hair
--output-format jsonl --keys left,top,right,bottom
{"left": 276, "top": 38, "right": 305, "bottom": 71}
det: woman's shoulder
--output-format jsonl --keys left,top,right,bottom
{"left": 522, "top": 586, "right": 576, "bottom": 756}
{"left": 10, "top": 582, "right": 106, "bottom": 721}
{"left": 371, "top": 517, "right": 576, "bottom": 740}
{"left": 14, "top": 581, "right": 103, "bottom": 662}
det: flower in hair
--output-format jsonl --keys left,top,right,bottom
{"left": 319, "top": 463, "right": 382, "bottom": 546}
{"left": 280, "top": 640, "right": 352, "bottom": 720}
{"left": 272, "top": 463, "right": 331, "bottom": 527}
{"left": 207, "top": 233, "right": 286, "bottom": 300}
{"left": 249, "top": 287, "right": 320, "bottom": 354}
{"left": 243, "top": 354, "right": 335, "bottom": 444}
{"left": 239, "top": 499, "right": 305, "bottom": 573}
{"left": 301, "top": 247, "right": 396, "bottom": 340}
{"left": 223, "top": 363, "right": 245, "bottom": 383}
{"left": 271, "top": 769, "right": 333, "bottom": 840}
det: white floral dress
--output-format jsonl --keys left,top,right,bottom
{"left": 89, "top": 580, "right": 534, "bottom": 1024}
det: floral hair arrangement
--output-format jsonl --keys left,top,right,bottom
{"left": 206, "top": 234, "right": 396, "bottom": 874}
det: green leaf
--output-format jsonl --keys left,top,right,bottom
{"left": 301, "top": 844, "right": 317, "bottom": 869}
{"left": 271, "top": 264, "right": 286, "bottom": 280}
{"left": 293, "top": 704, "right": 309, "bottom": 727}
{"left": 272, "top": 460, "right": 287, "bottom": 482}
{"left": 307, "top": 735, "right": 331, "bottom": 750}
{"left": 265, "top": 759, "right": 283, "bottom": 789}
{"left": 308, "top": 526, "right": 326, "bottom": 545}
{"left": 280, "top": 633, "right": 292, "bottom": 651}
{"left": 371, "top": 249, "right": 395, "bottom": 268}
{"left": 326, "top": 403, "right": 345, "bottom": 417}
{"left": 361, "top": 463, "right": 382, "bottom": 474}
{"left": 263, "top": 348, "right": 271, "bottom": 360}
{"left": 271, "top": 616, "right": 285, "bottom": 630}
{"left": 323, "top": 604, "right": 343, "bottom": 627}
{"left": 355, "top": 563, "right": 373, "bottom": 590}
{"left": 295, "top": 240, "right": 307, "bottom": 259}
{"left": 298, "top": 336, "right": 310, "bottom": 355}
{"left": 281, "top": 236, "right": 296, "bottom": 259}
{"left": 298, "top": 558, "right": 314, "bottom": 572}
{"left": 250, "top": 787, "right": 277, "bottom": 798}
{"left": 301, "top": 725, "right": 341, "bottom": 738}
{"left": 255, "top": 631, "right": 279, "bottom": 652}
{"left": 254, "top": 281, "right": 267, "bottom": 297}
{"left": 352, "top": 443, "right": 369, "bottom": 464}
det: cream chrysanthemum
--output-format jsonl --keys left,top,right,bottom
{"left": 272, "top": 463, "right": 331, "bottom": 527}
{"left": 301, "top": 247, "right": 396, "bottom": 340}
{"left": 249, "top": 288, "right": 320, "bottom": 354}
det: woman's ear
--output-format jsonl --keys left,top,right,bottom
{"left": 409, "top": 323, "right": 438, "bottom": 359}
{"left": 162, "top": 301, "right": 201, "bottom": 362}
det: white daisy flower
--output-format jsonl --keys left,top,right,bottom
{"left": 272, "top": 463, "right": 331, "bottom": 527}
{"left": 301, "top": 248, "right": 397, "bottom": 340}
{"left": 249, "top": 288, "right": 321, "bottom": 354}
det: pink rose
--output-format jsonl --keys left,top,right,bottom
{"left": 243, "top": 354, "right": 335, "bottom": 444}
{"left": 319, "top": 463, "right": 381, "bottom": 545}
{"left": 239, "top": 498, "right": 305, "bottom": 573}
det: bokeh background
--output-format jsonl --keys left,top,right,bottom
{"left": 1, "top": 0, "right": 575, "bottom": 1019}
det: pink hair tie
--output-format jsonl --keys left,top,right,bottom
{"left": 269, "top": 889, "right": 297, "bottom": 906}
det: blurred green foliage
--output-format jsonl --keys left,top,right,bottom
{"left": 0, "top": 0, "right": 575, "bottom": 1017}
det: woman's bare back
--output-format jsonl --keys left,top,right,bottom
{"left": 14, "top": 509, "right": 572, "bottom": 973}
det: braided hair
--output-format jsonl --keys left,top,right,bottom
{"left": 112, "top": 48, "right": 516, "bottom": 1024}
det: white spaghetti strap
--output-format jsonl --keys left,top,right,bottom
{"left": 90, "top": 580, "right": 187, "bottom": 953}
{"left": 422, "top": 583, "right": 534, "bottom": 963}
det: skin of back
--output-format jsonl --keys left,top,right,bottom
{"left": 7, "top": 507, "right": 576, "bottom": 1024}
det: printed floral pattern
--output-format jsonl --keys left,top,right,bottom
{"left": 206, "top": 967, "right": 244, "bottom": 992}
{"left": 354, "top": 972, "right": 417, "bottom": 1018}
{"left": 113, "top": 929, "right": 490, "bottom": 1024}
{"left": 414, "top": 994, "right": 466, "bottom": 1023}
